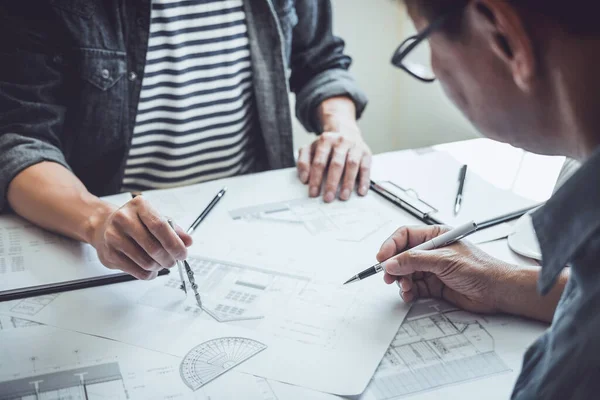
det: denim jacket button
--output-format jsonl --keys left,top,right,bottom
{"left": 101, "top": 69, "right": 111, "bottom": 79}
{"left": 128, "top": 72, "right": 137, "bottom": 81}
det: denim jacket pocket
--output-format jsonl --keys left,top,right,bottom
{"left": 69, "top": 48, "right": 127, "bottom": 161}
{"left": 272, "top": 0, "right": 298, "bottom": 66}
{"left": 79, "top": 49, "right": 127, "bottom": 91}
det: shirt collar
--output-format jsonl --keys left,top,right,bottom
{"left": 532, "top": 146, "right": 600, "bottom": 295}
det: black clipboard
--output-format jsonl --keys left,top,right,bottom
{"left": 370, "top": 180, "right": 540, "bottom": 228}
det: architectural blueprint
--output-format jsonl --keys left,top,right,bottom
{"left": 0, "top": 315, "right": 40, "bottom": 331}
{"left": 0, "top": 362, "right": 127, "bottom": 400}
{"left": 0, "top": 325, "right": 339, "bottom": 400}
{"left": 139, "top": 257, "right": 311, "bottom": 323}
{"left": 229, "top": 197, "right": 389, "bottom": 242}
{"left": 0, "top": 193, "right": 132, "bottom": 294}
{"left": 0, "top": 169, "right": 411, "bottom": 395}
{"left": 363, "top": 299, "right": 511, "bottom": 399}
{"left": 0, "top": 264, "right": 409, "bottom": 396}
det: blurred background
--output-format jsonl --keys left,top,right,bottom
{"left": 291, "top": 0, "right": 479, "bottom": 155}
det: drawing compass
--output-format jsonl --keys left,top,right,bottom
{"left": 167, "top": 219, "right": 188, "bottom": 294}
{"left": 167, "top": 219, "right": 202, "bottom": 308}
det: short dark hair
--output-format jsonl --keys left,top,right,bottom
{"left": 406, "top": 0, "right": 600, "bottom": 36}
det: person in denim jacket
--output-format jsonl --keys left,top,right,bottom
{"left": 0, "top": 1, "right": 370, "bottom": 279}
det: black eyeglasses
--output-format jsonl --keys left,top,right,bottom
{"left": 391, "top": 7, "right": 465, "bottom": 83}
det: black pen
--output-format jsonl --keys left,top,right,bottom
{"left": 187, "top": 187, "right": 227, "bottom": 234}
{"left": 454, "top": 165, "right": 468, "bottom": 216}
{"left": 0, "top": 269, "right": 170, "bottom": 303}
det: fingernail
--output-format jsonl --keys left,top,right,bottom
{"left": 359, "top": 185, "right": 368, "bottom": 196}
{"left": 396, "top": 280, "right": 402, "bottom": 289}
{"left": 310, "top": 187, "right": 319, "bottom": 197}
{"left": 324, "top": 192, "right": 335, "bottom": 203}
{"left": 341, "top": 189, "right": 351, "bottom": 200}
{"left": 300, "top": 172, "right": 308, "bottom": 183}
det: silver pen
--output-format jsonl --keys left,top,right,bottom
{"left": 343, "top": 221, "right": 478, "bottom": 285}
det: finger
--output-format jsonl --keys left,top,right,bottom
{"left": 401, "top": 288, "right": 416, "bottom": 303}
{"left": 414, "top": 280, "right": 432, "bottom": 298}
{"left": 376, "top": 225, "right": 449, "bottom": 262}
{"left": 357, "top": 152, "right": 372, "bottom": 196}
{"left": 396, "top": 276, "right": 413, "bottom": 292}
{"left": 384, "top": 272, "right": 397, "bottom": 284}
{"left": 111, "top": 252, "right": 158, "bottom": 281}
{"left": 308, "top": 138, "right": 333, "bottom": 198}
{"left": 136, "top": 199, "right": 188, "bottom": 261}
{"left": 339, "top": 147, "right": 361, "bottom": 201}
{"left": 297, "top": 146, "right": 312, "bottom": 184}
{"left": 383, "top": 249, "right": 445, "bottom": 277}
{"left": 114, "top": 198, "right": 178, "bottom": 267}
{"left": 323, "top": 144, "right": 350, "bottom": 203}
{"left": 118, "top": 214, "right": 175, "bottom": 269}
{"left": 119, "top": 236, "right": 163, "bottom": 272}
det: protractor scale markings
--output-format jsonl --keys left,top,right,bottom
{"left": 180, "top": 337, "right": 267, "bottom": 390}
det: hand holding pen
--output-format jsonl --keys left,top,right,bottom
{"left": 89, "top": 196, "right": 192, "bottom": 281}
{"left": 373, "top": 223, "right": 511, "bottom": 314}
{"left": 344, "top": 221, "right": 478, "bottom": 284}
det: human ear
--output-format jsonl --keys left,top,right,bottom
{"left": 470, "top": 0, "right": 536, "bottom": 92}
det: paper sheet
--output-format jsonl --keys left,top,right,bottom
{"left": 361, "top": 298, "right": 547, "bottom": 400}
{"left": 0, "top": 324, "right": 342, "bottom": 400}
{"left": 357, "top": 239, "right": 545, "bottom": 400}
{"left": 0, "top": 267, "right": 409, "bottom": 395}
{"left": 0, "top": 169, "right": 417, "bottom": 395}
{"left": 0, "top": 193, "right": 132, "bottom": 293}
{"left": 371, "top": 150, "right": 541, "bottom": 227}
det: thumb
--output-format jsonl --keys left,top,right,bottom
{"left": 383, "top": 249, "right": 442, "bottom": 277}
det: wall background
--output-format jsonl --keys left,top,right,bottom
{"left": 291, "top": 0, "right": 479, "bottom": 155}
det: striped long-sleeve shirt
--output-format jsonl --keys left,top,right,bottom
{"left": 122, "top": 0, "right": 259, "bottom": 192}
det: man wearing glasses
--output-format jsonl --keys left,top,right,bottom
{"left": 380, "top": 0, "right": 600, "bottom": 397}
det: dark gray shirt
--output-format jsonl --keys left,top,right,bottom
{"left": 512, "top": 146, "right": 600, "bottom": 399}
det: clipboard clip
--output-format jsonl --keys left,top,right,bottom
{"left": 370, "top": 180, "right": 442, "bottom": 225}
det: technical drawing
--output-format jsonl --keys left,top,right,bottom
{"left": 0, "top": 315, "right": 40, "bottom": 331}
{"left": 9, "top": 294, "right": 59, "bottom": 316}
{"left": 229, "top": 197, "right": 388, "bottom": 242}
{"left": 0, "top": 362, "right": 127, "bottom": 400}
{"left": 364, "top": 299, "right": 510, "bottom": 399}
{"left": 139, "top": 257, "right": 310, "bottom": 324}
{"left": 180, "top": 337, "right": 267, "bottom": 390}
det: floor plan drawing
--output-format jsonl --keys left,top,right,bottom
{"left": 139, "top": 257, "right": 311, "bottom": 324}
{"left": 9, "top": 294, "right": 59, "bottom": 316}
{"left": 0, "top": 362, "right": 127, "bottom": 400}
{"left": 180, "top": 337, "right": 267, "bottom": 391}
{"left": 228, "top": 197, "right": 389, "bottom": 242}
{"left": 363, "top": 299, "right": 511, "bottom": 400}
{"left": 0, "top": 315, "right": 40, "bottom": 331}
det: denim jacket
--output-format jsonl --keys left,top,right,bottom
{"left": 0, "top": 0, "right": 368, "bottom": 210}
